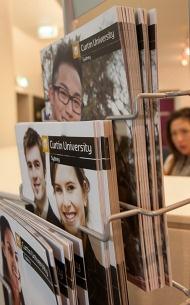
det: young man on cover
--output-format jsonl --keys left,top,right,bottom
{"left": 23, "top": 127, "right": 60, "bottom": 226}
{"left": 48, "top": 42, "right": 83, "bottom": 121}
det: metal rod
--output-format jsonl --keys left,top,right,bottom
{"left": 107, "top": 90, "right": 190, "bottom": 121}
{"left": 151, "top": 198, "right": 190, "bottom": 216}
{"left": 172, "top": 280, "right": 190, "bottom": 297}
{"left": 162, "top": 90, "right": 190, "bottom": 97}
{"left": 118, "top": 198, "right": 190, "bottom": 217}
{"left": 108, "top": 208, "right": 140, "bottom": 223}
{"left": 79, "top": 225, "right": 110, "bottom": 242}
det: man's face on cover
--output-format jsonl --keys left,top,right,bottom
{"left": 49, "top": 63, "right": 82, "bottom": 122}
{"left": 25, "top": 145, "right": 46, "bottom": 202}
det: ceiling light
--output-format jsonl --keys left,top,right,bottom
{"left": 181, "top": 58, "right": 188, "bottom": 66}
{"left": 16, "top": 76, "right": 29, "bottom": 88}
{"left": 184, "top": 47, "right": 190, "bottom": 56}
{"left": 37, "top": 25, "right": 58, "bottom": 39}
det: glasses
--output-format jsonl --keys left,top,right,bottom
{"left": 53, "top": 85, "right": 82, "bottom": 115}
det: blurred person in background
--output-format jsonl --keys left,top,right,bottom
{"left": 164, "top": 107, "right": 190, "bottom": 175}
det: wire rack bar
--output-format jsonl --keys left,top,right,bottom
{"left": 107, "top": 90, "right": 190, "bottom": 120}
{"left": 116, "top": 198, "right": 190, "bottom": 219}
{"left": 2, "top": 89, "right": 190, "bottom": 302}
{"left": 172, "top": 280, "right": 190, "bottom": 297}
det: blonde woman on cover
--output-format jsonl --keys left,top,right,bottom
{"left": 164, "top": 107, "right": 190, "bottom": 176}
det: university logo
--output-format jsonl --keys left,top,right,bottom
{"left": 42, "top": 136, "right": 49, "bottom": 153}
{"left": 72, "top": 42, "right": 81, "bottom": 59}
{"left": 15, "top": 233, "right": 22, "bottom": 248}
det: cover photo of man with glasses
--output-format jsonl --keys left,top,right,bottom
{"left": 48, "top": 42, "right": 83, "bottom": 122}
{"left": 41, "top": 41, "right": 83, "bottom": 122}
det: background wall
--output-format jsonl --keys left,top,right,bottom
{"left": 13, "top": 27, "right": 45, "bottom": 98}
{"left": 0, "top": 0, "right": 63, "bottom": 148}
{"left": 0, "top": 1, "right": 16, "bottom": 147}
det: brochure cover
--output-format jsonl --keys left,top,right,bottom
{"left": 41, "top": 6, "right": 132, "bottom": 121}
{"left": 16, "top": 120, "right": 127, "bottom": 305}
{"left": 0, "top": 206, "right": 59, "bottom": 305}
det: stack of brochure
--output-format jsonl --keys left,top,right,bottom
{"left": 40, "top": 5, "right": 172, "bottom": 293}
{"left": 15, "top": 120, "right": 128, "bottom": 305}
{"left": 0, "top": 200, "right": 63, "bottom": 305}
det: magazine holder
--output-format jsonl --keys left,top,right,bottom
{"left": 2, "top": 89, "right": 190, "bottom": 304}
{"left": 0, "top": 272, "right": 13, "bottom": 305}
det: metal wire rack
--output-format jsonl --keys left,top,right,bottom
{"left": 1, "top": 90, "right": 190, "bottom": 304}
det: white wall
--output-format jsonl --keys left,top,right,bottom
{"left": 0, "top": 1, "right": 17, "bottom": 147}
{"left": 0, "top": 24, "right": 48, "bottom": 147}
{"left": 12, "top": 26, "right": 47, "bottom": 97}
{"left": 0, "top": 19, "right": 53, "bottom": 147}
{"left": 0, "top": 3, "right": 49, "bottom": 147}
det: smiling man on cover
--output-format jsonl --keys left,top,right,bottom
{"left": 23, "top": 127, "right": 60, "bottom": 226}
{"left": 48, "top": 42, "right": 83, "bottom": 122}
